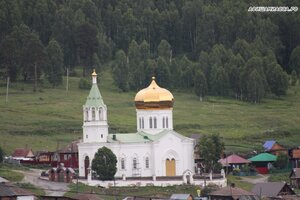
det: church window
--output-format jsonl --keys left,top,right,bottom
{"left": 154, "top": 117, "right": 157, "bottom": 128}
{"left": 145, "top": 157, "right": 149, "bottom": 169}
{"left": 142, "top": 117, "right": 144, "bottom": 128}
{"left": 85, "top": 109, "right": 89, "bottom": 121}
{"left": 99, "top": 108, "right": 102, "bottom": 120}
{"left": 92, "top": 108, "right": 96, "bottom": 121}
{"left": 149, "top": 117, "right": 153, "bottom": 129}
{"left": 121, "top": 158, "right": 125, "bottom": 170}
{"left": 101, "top": 134, "right": 103, "bottom": 138}
{"left": 86, "top": 134, "right": 88, "bottom": 139}
{"left": 163, "top": 117, "right": 165, "bottom": 128}
{"left": 133, "top": 158, "right": 137, "bottom": 169}
{"left": 139, "top": 118, "right": 141, "bottom": 129}
{"left": 166, "top": 117, "right": 169, "bottom": 128}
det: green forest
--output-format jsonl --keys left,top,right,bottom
{"left": 0, "top": 0, "right": 300, "bottom": 103}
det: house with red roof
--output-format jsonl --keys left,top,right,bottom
{"left": 218, "top": 154, "right": 252, "bottom": 174}
{"left": 52, "top": 140, "right": 80, "bottom": 168}
{"left": 12, "top": 148, "right": 34, "bottom": 161}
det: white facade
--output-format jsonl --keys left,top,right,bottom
{"left": 78, "top": 73, "right": 195, "bottom": 180}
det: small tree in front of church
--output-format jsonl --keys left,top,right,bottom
{"left": 198, "top": 134, "right": 224, "bottom": 173}
{"left": 92, "top": 146, "right": 117, "bottom": 180}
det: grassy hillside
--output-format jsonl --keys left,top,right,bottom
{"left": 0, "top": 70, "right": 300, "bottom": 154}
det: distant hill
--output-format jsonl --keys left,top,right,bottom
{"left": 0, "top": 70, "right": 299, "bottom": 155}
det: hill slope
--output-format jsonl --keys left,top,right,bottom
{"left": 0, "top": 72, "right": 299, "bottom": 154}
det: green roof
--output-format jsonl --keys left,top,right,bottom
{"left": 85, "top": 84, "right": 105, "bottom": 107}
{"left": 107, "top": 130, "right": 191, "bottom": 143}
{"left": 249, "top": 153, "right": 277, "bottom": 162}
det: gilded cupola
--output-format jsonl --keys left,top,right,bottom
{"left": 134, "top": 77, "right": 174, "bottom": 109}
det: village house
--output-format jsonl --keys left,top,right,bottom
{"left": 0, "top": 182, "right": 36, "bottom": 200}
{"left": 12, "top": 148, "right": 34, "bottom": 161}
{"left": 208, "top": 185, "right": 258, "bottom": 200}
{"left": 289, "top": 147, "right": 300, "bottom": 168}
{"left": 263, "top": 140, "right": 287, "bottom": 156}
{"left": 251, "top": 182, "right": 296, "bottom": 199}
{"left": 290, "top": 168, "right": 300, "bottom": 189}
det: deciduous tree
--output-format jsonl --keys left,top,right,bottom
{"left": 46, "top": 39, "right": 63, "bottom": 87}
{"left": 92, "top": 146, "right": 117, "bottom": 181}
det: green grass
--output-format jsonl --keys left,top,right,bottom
{"left": 0, "top": 70, "right": 300, "bottom": 154}
{"left": 268, "top": 172, "right": 290, "bottom": 182}
{"left": 15, "top": 182, "right": 45, "bottom": 196}
{"left": 226, "top": 175, "right": 254, "bottom": 191}
{"left": 66, "top": 183, "right": 201, "bottom": 200}
{"left": 0, "top": 165, "right": 24, "bottom": 182}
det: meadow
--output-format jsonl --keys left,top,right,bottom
{"left": 0, "top": 70, "right": 299, "bottom": 155}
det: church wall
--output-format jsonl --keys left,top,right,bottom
{"left": 82, "top": 123, "right": 108, "bottom": 143}
{"left": 136, "top": 109, "right": 173, "bottom": 134}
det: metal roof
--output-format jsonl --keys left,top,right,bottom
{"left": 248, "top": 153, "right": 277, "bottom": 162}
{"left": 263, "top": 140, "right": 276, "bottom": 150}
{"left": 251, "top": 182, "right": 295, "bottom": 197}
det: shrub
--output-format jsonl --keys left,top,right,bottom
{"left": 79, "top": 78, "right": 91, "bottom": 90}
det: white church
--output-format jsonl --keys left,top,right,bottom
{"left": 77, "top": 70, "right": 195, "bottom": 182}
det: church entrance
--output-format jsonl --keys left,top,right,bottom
{"left": 166, "top": 158, "right": 176, "bottom": 176}
{"left": 84, "top": 156, "right": 89, "bottom": 179}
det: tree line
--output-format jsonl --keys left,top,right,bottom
{"left": 0, "top": 0, "right": 299, "bottom": 101}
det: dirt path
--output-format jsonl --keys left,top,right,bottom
{"left": 15, "top": 168, "right": 70, "bottom": 196}
{"left": 240, "top": 174, "right": 269, "bottom": 184}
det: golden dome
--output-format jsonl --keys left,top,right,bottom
{"left": 134, "top": 77, "right": 174, "bottom": 109}
{"left": 92, "top": 69, "right": 97, "bottom": 76}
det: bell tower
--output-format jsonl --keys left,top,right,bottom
{"left": 82, "top": 70, "right": 108, "bottom": 143}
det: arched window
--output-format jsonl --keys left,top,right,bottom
{"left": 92, "top": 108, "right": 96, "bottom": 121}
{"left": 99, "top": 108, "right": 102, "bottom": 120}
{"left": 85, "top": 109, "right": 89, "bottom": 121}
{"left": 154, "top": 117, "right": 157, "bottom": 128}
{"left": 139, "top": 118, "right": 141, "bottom": 129}
{"left": 149, "top": 117, "right": 153, "bottom": 129}
{"left": 163, "top": 117, "right": 165, "bottom": 128}
{"left": 145, "top": 157, "right": 149, "bottom": 169}
{"left": 121, "top": 158, "right": 125, "bottom": 170}
{"left": 133, "top": 158, "right": 137, "bottom": 169}
{"left": 166, "top": 117, "right": 169, "bottom": 128}
{"left": 142, "top": 117, "right": 144, "bottom": 129}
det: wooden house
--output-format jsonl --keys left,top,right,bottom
{"left": 52, "top": 140, "right": 80, "bottom": 168}
{"left": 208, "top": 186, "right": 258, "bottom": 200}
{"left": 0, "top": 182, "right": 36, "bottom": 200}
{"left": 263, "top": 140, "right": 287, "bottom": 156}
{"left": 290, "top": 168, "right": 300, "bottom": 189}
{"left": 170, "top": 194, "right": 193, "bottom": 200}
{"left": 12, "top": 148, "right": 34, "bottom": 161}
{"left": 289, "top": 147, "right": 300, "bottom": 168}
{"left": 251, "top": 182, "right": 295, "bottom": 198}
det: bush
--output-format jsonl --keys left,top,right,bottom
{"left": 78, "top": 78, "right": 91, "bottom": 90}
